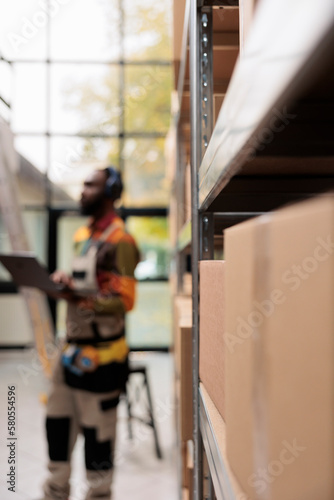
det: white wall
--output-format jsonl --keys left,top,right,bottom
{"left": 0, "top": 294, "right": 34, "bottom": 345}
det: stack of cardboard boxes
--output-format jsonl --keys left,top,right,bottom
{"left": 198, "top": 194, "right": 334, "bottom": 499}
{"left": 173, "top": 292, "right": 194, "bottom": 499}
{"left": 199, "top": 260, "right": 226, "bottom": 421}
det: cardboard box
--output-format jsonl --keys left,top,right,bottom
{"left": 173, "top": 295, "right": 193, "bottom": 442}
{"left": 173, "top": 294, "right": 191, "bottom": 330}
{"left": 173, "top": 295, "right": 192, "bottom": 376}
{"left": 179, "top": 439, "right": 193, "bottom": 496}
{"left": 179, "top": 438, "right": 188, "bottom": 488}
{"left": 184, "top": 162, "right": 191, "bottom": 223}
{"left": 225, "top": 219, "right": 255, "bottom": 493}
{"left": 178, "top": 319, "right": 193, "bottom": 442}
{"left": 169, "top": 271, "right": 178, "bottom": 297}
{"left": 199, "top": 260, "right": 226, "bottom": 419}
{"left": 169, "top": 272, "right": 192, "bottom": 298}
{"left": 173, "top": 0, "right": 187, "bottom": 86}
{"left": 182, "top": 488, "right": 189, "bottom": 500}
{"left": 174, "top": 293, "right": 192, "bottom": 320}
{"left": 182, "top": 272, "right": 192, "bottom": 296}
{"left": 225, "top": 195, "right": 334, "bottom": 500}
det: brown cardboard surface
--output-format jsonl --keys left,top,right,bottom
{"left": 179, "top": 439, "right": 194, "bottom": 498}
{"left": 199, "top": 260, "right": 226, "bottom": 419}
{"left": 169, "top": 271, "right": 177, "bottom": 297}
{"left": 180, "top": 439, "right": 188, "bottom": 488}
{"left": 173, "top": 0, "right": 186, "bottom": 60}
{"left": 183, "top": 273, "right": 192, "bottom": 296}
{"left": 173, "top": 295, "right": 193, "bottom": 442}
{"left": 182, "top": 488, "right": 189, "bottom": 500}
{"left": 169, "top": 273, "right": 192, "bottom": 299}
{"left": 184, "top": 162, "right": 191, "bottom": 223}
{"left": 224, "top": 195, "right": 334, "bottom": 500}
{"left": 179, "top": 323, "right": 193, "bottom": 442}
{"left": 174, "top": 295, "right": 192, "bottom": 324}
{"left": 225, "top": 219, "right": 255, "bottom": 493}
{"left": 173, "top": 295, "right": 192, "bottom": 377}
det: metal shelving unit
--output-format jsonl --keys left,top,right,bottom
{"left": 199, "top": 0, "right": 334, "bottom": 210}
{"left": 199, "top": 387, "right": 235, "bottom": 500}
{"left": 173, "top": 0, "right": 334, "bottom": 498}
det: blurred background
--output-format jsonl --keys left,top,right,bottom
{"left": 0, "top": 0, "right": 174, "bottom": 350}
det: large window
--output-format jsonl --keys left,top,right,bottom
{"left": 0, "top": 0, "right": 173, "bottom": 348}
{"left": 126, "top": 216, "right": 171, "bottom": 349}
{"left": 0, "top": 0, "right": 173, "bottom": 208}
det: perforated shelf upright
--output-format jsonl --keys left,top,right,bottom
{"left": 172, "top": 0, "right": 334, "bottom": 499}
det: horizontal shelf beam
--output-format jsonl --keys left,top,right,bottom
{"left": 199, "top": 386, "right": 237, "bottom": 500}
{"left": 200, "top": 0, "right": 239, "bottom": 6}
{"left": 119, "top": 207, "right": 168, "bottom": 218}
{"left": 213, "top": 211, "right": 265, "bottom": 233}
{"left": 199, "top": 0, "right": 334, "bottom": 210}
{"left": 205, "top": 175, "right": 334, "bottom": 213}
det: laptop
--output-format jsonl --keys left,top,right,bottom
{"left": 0, "top": 252, "right": 95, "bottom": 297}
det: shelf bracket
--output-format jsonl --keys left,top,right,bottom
{"left": 199, "top": 7, "right": 214, "bottom": 159}
{"left": 200, "top": 213, "right": 214, "bottom": 260}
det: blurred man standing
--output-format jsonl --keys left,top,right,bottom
{"left": 42, "top": 167, "right": 139, "bottom": 500}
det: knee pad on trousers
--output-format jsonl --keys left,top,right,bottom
{"left": 83, "top": 427, "right": 113, "bottom": 471}
{"left": 46, "top": 417, "right": 71, "bottom": 461}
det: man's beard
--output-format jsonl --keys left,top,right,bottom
{"left": 80, "top": 196, "right": 104, "bottom": 216}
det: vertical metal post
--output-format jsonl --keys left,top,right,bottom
{"left": 203, "top": 445, "right": 214, "bottom": 500}
{"left": 199, "top": 8, "right": 213, "bottom": 157}
{"left": 47, "top": 207, "right": 58, "bottom": 326}
{"left": 190, "top": 1, "right": 202, "bottom": 499}
{"left": 200, "top": 213, "right": 214, "bottom": 260}
{"left": 176, "top": 129, "right": 187, "bottom": 293}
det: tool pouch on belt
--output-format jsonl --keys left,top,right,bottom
{"left": 61, "top": 339, "right": 129, "bottom": 377}
{"left": 62, "top": 344, "right": 99, "bottom": 376}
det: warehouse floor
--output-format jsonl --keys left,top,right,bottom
{"left": 0, "top": 350, "right": 178, "bottom": 500}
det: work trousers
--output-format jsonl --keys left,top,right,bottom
{"left": 43, "top": 362, "right": 120, "bottom": 500}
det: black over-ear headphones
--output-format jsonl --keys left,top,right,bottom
{"left": 104, "top": 166, "right": 123, "bottom": 201}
